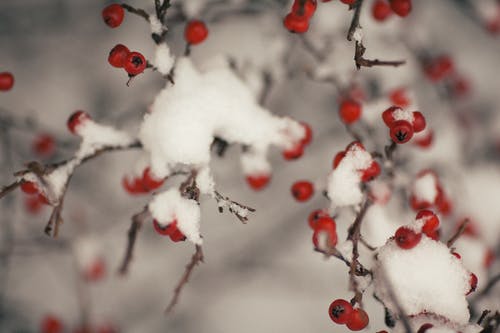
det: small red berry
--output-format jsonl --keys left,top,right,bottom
{"left": 283, "top": 142, "right": 304, "bottom": 160}
{"left": 292, "top": 0, "right": 317, "bottom": 19}
{"left": 389, "top": 88, "right": 409, "bottom": 107}
{"left": 308, "top": 209, "right": 330, "bottom": 229}
{"left": 41, "top": 315, "right": 63, "bottom": 333}
{"left": 246, "top": 173, "right": 271, "bottom": 191}
{"left": 122, "top": 176, "right": 146, "bottom": 194}
{"left": 395, "top": 226, "right": 422, "bottom": 249}
{"left": 300, "top": 122, "right": 313, "bottom": 146}
{"left": 360, "top": 161, "right": 381, "bottom": 182}
{"left": 312, "top": 217, "right": 337, "bottom": 249}
{"left": 102, "top": 4, "right": 125, "bottom": 28}
{"left": 410, "top": 195, "right": 431, "bottom": 211}
{"left": 142, "top": 167, "right": 164, "bottom": 191}
{"left": 372, "top": 0, "right": 392, "bottom": 22}
{"left": 108, "top": 44, "right": 130, "bottom": 68}
{"left": 417, "top": 323, "right": 434, "bottom": 333}
{"left": 153, "top": 219, "right": 175, "bottom": 236}
{"left": 328, "top": 299, "right": 353, "bottom": 324}
{"left": 25, "top": 195, "right": 43, "bottom": 214}
{"left": 414, "top": 130, "right": 434, "bottom": 148}
{"left": 291, "top": 180, "right": 314, "bottom": 202}
{"left": 346, "top": 308, "right": 369, "bottom": 331}
{"left": 382, "top": 106, "right": 399, "bottom": 127}
{"left": 124, "top": 51, "right": 147, "bottom": 75}
{"left": 412, "top": 112, "right": 426, "bottom": 132}
{"left": 340, "top": 0, "right": 357, "bottom": 4}
{"left": 283, "top": 13, "right": 309, "bottom": 33}
{"left": 185, "top": 20, "right": 209, "bottom": 45}
{"left": 390, "top": 0, "right": 411, "bottom": 17}
{"left": 169, "top": 227, "right": 187, "bottom": 242}
{"left": 0, "top": 72, "right": 14, "bottom": 91}
{"left": 425, "top": 56, "right": 454, "bottom": 82}
{"left": 416, "top": 210, "right": 440, "bottom": 237}
{"left": 339, "top": 99, "right": 362, "bottom": 124}
{"left": 390, "top": 120, "right": 413, "bottom": 144}
{"left": 84, "top": 257, "right": 106, "bottom": 282}
{"left": 333, "top": 151, "right": 346, "bottom": 169}
{"left": 467, "top": 273, "right": 478, "bottom": 295}
{"left": 33, "top": 133, "right": 55, "bottom": 157}
{"left": 21, "top": 181, "right": 38, "bottom": 194}
{"left": 67, "top": 111, "right": 91, "bottom": 134}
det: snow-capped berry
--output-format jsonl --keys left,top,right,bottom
{"left": 389, "top": 88, "right": 409, "bottom": 107}
{"left": 283, "top": 142, "right": 304, "bottom": 160}
{"left": 339, "top": 99, "right": 362, "bottom": 124}
{"left": 21, "top": 181, "right": 38, "bottom": 194}
{"left": 346, "top": 141, "right": 365, "bottom": 152}
{"left": 84, "top": 257, "right": 106, "bottom": 282}
{"left": 394, "top": 226, "right": 422, "bottom": 249}
{"left": 328, "top": 299, "right": 353, "bottom": 324}
{"left": 292, "top": 0, "right": 317, "bottom": 19}
{"left": 67, "top": 111, "right": 91, "bottom": 134}
{"left": 122, "top": 176, "right": 146, "bottom": 194}
{"left": 412, "top": 112, "right": 426, "bottom": 132}
{"left": 416, "top": 210, "right": 440, "bottom": 237}
{"left": 300, "top": 122, "right": 313, "bottom": 146}
{"left": 308, "top": 209, "right": 330, "bottom": 229}
{"left": 184, "top": 20, "right": 209, "bottom": 45}
{"left": 102, "top": 4, "right": 125, "bottom": 28}
{"left": 382, "top": 106, "right": 399, "bottom": 126}
{"left": 333, "top": 151, "right": 346, "bottom": 169}
{"left": 0, "top": 72, "right": 14, "bottom": 91}
{"left": 414, "top": 130, "right": 434, "bottom": 148}
{"left": 435, "top": 186, "right": 452, "bottom": 215}
{"left": 33, "top": 133, "right": 55, "bottom": 157}
{"left": 417, "top": 323, "right": 434, "bottom": 333}
{"left": 291, "top": 180, "right": 314, "bottom": 202}
{"left": 41, "top": 315, "right": 63, "bottom": 333}
{"left": 153, "top": 219, "right": 175, "bottom": 236}
{"left": 410, "top": 195, "right": 432, "bottom": 211}
{"left": 108, "top": 44, "right": 130, "bottom": 68}
{"left": 390, "top": 120, "right": 413, "bottom": 144}
{"left": 124, "top": 51, "right": 147, "bottom": 75}
{"left": 346, "top": 308, "right": 369, "bottom": 331}
{"left": 372, "top": 0, "right": 392, "bottom": 22}
{"left": 246, "top": 173, "right": 271, "bottom": 191}
{"left": 360, "top": 161, "right": 381, "bottom": 182}
{"left": 390, "top": 0, "right": 411, "bottom": 17}
{"left": 312, "top": 217, "right": 337, "bottom": 249}
{"left": 467, "top": 273, "right": 478, "bottom": 295}
{"left": 283, "top": 13, "right": 309, "bottom": 33}
{"left": 142, "top": 167, "right": 164, "bottom": 191}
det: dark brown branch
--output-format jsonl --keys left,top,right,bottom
{"left": 213, "top": 190, "right": 255, "bottom": 224}
{"left": 347, "top": 0, "right": 364, "bottom": 42}
{"left": 478, "top": 310, "right": 491, "bottom": 325}
{"left": 354, "top": 42, "right": 406, "bottom": 70}
{"left": 447, "top": 219, "right": 469, "bottom": 247}
{"left": 121, "top": 3, "right": 150, "bottom": 21}
{"left": 165, "top": 244, "right": 204, "bottom": 315}
{"left": 0, "top": 180, "right": 20, "bottom": 200}
{"left": 118, "top": 207, "right": 151, "bottom": 275}
{"left": 314, "top": 247, "right": 372, "bottom": 277}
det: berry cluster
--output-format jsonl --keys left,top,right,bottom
{"left": 108, "top": 44, "right": 147, "bottom": 76}
{"left": 382, "top": 106, "right": 426, "bottom": 144}
{"left": 308, "top": 210, "right": 337, "bottom": 250}
{"left": 153, "top": 219, "right": 186, "bottom": 242}
{"left": 122, "top": 167, "right": 165, "bottom": 195}
{"left": 371, "top": 0, "right": 412, "bottom": 22}
{"left": 423, "top": 55, "right": 471, "bottom": 99}
{"left": 0, "top": 71, "right": 14, "bottom": 91}
{"left": 20, "top": 181, "right": 48, "bottom": 215}
{"left": 283, "top": 0, "right": 317, "bottom": 34}
{"left": 333, "top": 142, "right": 381, "bottom": 182}
{"left": 410, "top": 170, "right": 452, "bottom": 215}
{"left": 328, "top": 299, "right": 369, "bottom": 331}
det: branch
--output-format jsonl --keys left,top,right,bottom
{"left": 214, "top": 190, "right": 256, "bottom": 224}
{"left": 347, "top": 0, "right": 364, "bottom": 42}
{"left": 0, "top": 180, "right": 20, "bottom": 200}
{"left": 447, "top": 218, "right": 469, "bottom": 247}
{"left": 121, "top": 3, "right": 150, "bottom": 22}
{"left": 118, "top": 206, "right": 151, "bottom": 275}
{"left": 165, "top": 244, "right": 204, "bottom": 315}
{"left": 354, "top": 42, "right": 406, "bottom": 70}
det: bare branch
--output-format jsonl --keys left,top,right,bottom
{"left": 447, "top": 219, "right": 469, "bottom": 247}
{"left": 354, "top": 42, "right": 406, "bottom": 70}
{"left": 0, "top": 180, "right": 20, "bottom": 200}
{"left": 118, "top": 207, "right": 151, "bottom": 275}
{"left": 121, "top": 3, "right": 150, "bottom": 22}
{"left": 214, "top": 190, "right": 255, "bottom": 224}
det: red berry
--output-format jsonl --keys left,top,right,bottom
{"left": 153, "top": 219, "right": 175, "bottom": 236}
{"left": 25, "top": 195, "right": 43, "bottom": 214}
{"left": 84, "top": 257, "right": 106, "bottom": 282}
{"left": 390, "top": 0, "right": 411, "bottom": 17}
{"left": 382, "top": 106, "right": 399, "bottom": 127}
{"left": 283, "top": 142, "right": 304, "bottom": 160}
{"left": 67, "top": 111, "right": 91, "bottom": 134}
{"left": 410, "top": 195, "right": 431, "bottom": 211}
{"left": 21, "top": 181, "right": 38, "bottom": 194}
{"left": 292, "top": 0, "right": 317, "bottom": 19}
{"left": 108, "top": 44, "right": 130, "bottom": 68}
{"left": 169, "top": 227, "right": 187, "bottom": 242}
{"left": 425, "top": 56, "right": 454, "bottom": 82}
{"left": 283, "top": 13, "right": 309, "bottom": 33}
{"left": 41, "top": 315, "right": 63, "bottom": 333}
{"left": 0, "top": 72, "right": 14, "bottom": 91}
{"left": 389, "top": 88, "right": 409, "bottom": 107}
{"left": 185, "top": 20, "right": 209, "bottom": 45}
{"left": 328, "top": 299, "right": 353, "bottom": 324}
{"left": 33, "top": 133, "right": 55, "bottom": 157}
{"left": 142, "top": 167, "right": 164, "bottom": 191}
{"left": 417, "top": 323, "right": 434, "bottom": 333}
{"left": 340, "top": 0, "right": 357, "bottom": 4}
{"left": 416, "top": 210, "right": 440, "bottom": 237}
{"left": 333, "top": 151, "right": 346, "bottom": 169}
{"left": 291, "top": 180, "right": 314, "bottom": 202}
{"left": 346, "top": 308, "right": 369, "bottom": 331}
{"left": 360, "top": 161, "right": 381, "bottom": 182}
{"left": 346, "top": 141, "right": 365, "bottom": 152}
{"left": 414, "top": 130, "right": 434, "bottom": 148}
{"left": 124, "top": 51, "right": 147, "bottom": 75}
{"left": 300, "top": 122, "right": 313, "bottom": 146}
{"left": 246, "top": 173, "right": 271, "bottom": 191}
{"left": 102, "top": 4, "right": 125, "bottom": 28}
{"left": 390, "top": 120, "right": 413, "bottom": 144}
{"left": 412, "top": 112, "right": 426, "bottom": 132}
{"left": 122, "top": 176, "right": 146, "bottom": 194}
{"left": 372, "top": 0, "right": 392, "bottom": 22}
{"left": 394, "top": 226, "right": 422, "bottom": 249}
{"left": 308, "top": 209, "right": 330, "bottom": 229}
{"left": 339, "top": 99, "right": 362, "bottom": 124}
{"left": 452, "top": 252, "right": 461, "bottom": 259}
{"left": 312, "top": 217, "right": 337, "bottom": 249}
{"left": 467, "top": 273, "right": 478, "bottom": 295}
{"left": 435, "top": 187, "right": 452, "bottom": 216}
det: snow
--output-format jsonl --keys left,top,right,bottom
{"left": 392, "top": 107, "right": 415, "bottom": 123}
{"left": 148, "top": 189, "right": 202, "bottom": 245}
{"left": 352, "top": 27, "right": 364, "bottom": 43}
{"left": 154, "top": 43, "right": 175, "bottom": 75}
{"left": 392, "top": 314, "right": 483, "bottom": 333}
{"left": 412, "top": 172, "right": 438, "bottom": 204}
{"left": 149, "top": 15, "right": 163, "bottom": 35}
{"left": 453, "top": 236, "right": 489, "bottom": 291}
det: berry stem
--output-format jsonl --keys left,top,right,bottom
{"left": 447, "top": 218, "right": 469, "bottom": 248}
{"left": 120, "top": 3, "right": 150, "bottom": 22}
{"left": 118, "top": 206, "right": 151, "bottom": 275}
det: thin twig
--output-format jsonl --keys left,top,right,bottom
{"left": 447, "top": 219, "right": 469, "bottom": 247}
{"left": 214, "top": 190, "right": 256, "bottom": 224}
{"left": 165, "top": 244, "right": 204, "bottom": 315}
{"left": 118, "top": 207, "right": 151, "bottom": 275}
{"left": 347, "top": 0, "right": 364, "bottom": 42}
{"left": 121, "top": 3, "right": 150, "bottom": 21}
{"left": 478, "top": 310, "right": 491, "bottom": 325}
{"left": 0, "top": 180, "right": 20, "bottom": 200}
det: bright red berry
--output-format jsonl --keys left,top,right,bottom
{"left": 339, "top": 99, "right": 362, "bottom": 124}
{"left": 67, "top": 111, "right": 91, "bottom": 134}
{"left": 417, "top": 323, "right": 434, "bottom": 333}
{"left": 122, "top": 176, "right": 146, "bottom": 194}
{"left": 292, "top": 0, "right": 317, "bottom": 19}
{"left": 124, "top": 51, "right": 147, "bottom": 75}
{"left": 102, "top": 4, "right": 125, "bottom": 28}
{"left": 395, "top": 226, "right": 422, "bottom": 249}
{"left": 246, "top": 173, "right": 271, "bottom": 191}
{"left": 414, "top": 130, "right": 434, "bottom": 148}
{"left": 346, "top": 308, "right": 369, "bottom": 331}
{"left": 390, "top": 0, "right": 411, "bottom": 17}
{"left": 372, "top": 0, "right": 392, "bottom": 22}
{"left": 389, "top": 88, "right": 409, "bottom": 107}
{"left": 333, "top": 151, "right": 346, "bottom": 169}
{"left": 185, "top": 20, "right": 209, "bottom": 45}
{"left": 328, "top": 299, "right": 353, "bottom": 324}
{"left": 142, "top": 167, "right": 164, "bottom": 191}
{"left": 382, "top": 106, "right": 399, "bottom": 127}
{"left": 283, "top": 142, "right": 304, "bottom": 160}
{"left": 308, "top": 209, "right": 330, "bottom": 229}
{"left": 291, "top": 180, "right": 314, "bottom": 202}
{"left": 410, "top": 195, "right": 432, "bottom": 211}
{"left": 416, "top": 210, "right": 440, "bottom": 237}
{"left": 412, "top": 112, "right": 426, "bottom": 132}
{"left": 169, "top": 227, "right": 187, "bottom": 242}
{"left": 283, "top": 13, "right": 309, "bottom": 33}
{"left": 0, "top": 72, "right": 14, "bottom": 91}
{"left": 300, "top": 122, "right": 313, "bottom": 146}
{"left": 360, "top": 161, "right": 381, "bottom": 182}
{"left": 312, "top": 217, "right": 337, "bottom": 249}
{"left": 390, "top": 120, "right": 413, "bottom": 144}
{"left": 467, "top": 273, "right": 478, "bottom": 295}
{"left": 21, "top": 181, "right": 38, "bottom": 194}
{"left": 153, "top": 219, "right": 175, "bottom": 236}
{"left": 33, "top": 133, "right": 55, "bottom": 157}
{"left": 108, "top": 44, "right": 130, "bottom": 68}
{"left": 41, "top": 315, "right": 63, "bottom": 333}
{"left": 25, "top": 195, "right": 43, "bottom": 214}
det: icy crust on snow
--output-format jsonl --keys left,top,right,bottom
{"left": 148, "top": 189, "right": 202, "bottom": 245}
{"left": 139, "top": 57, "right": 304, "bottom": 182}
{"left": 327, "top": 146, "right": 372, "bottom": 208}
{"left": 412, "top": 172, "right": 438, "bottom": 203}
{"left": 19, "top": 120, "right": 134, "bottom": 204}
{"left": 374, "top": 236, "right": 471, "bottom": 325}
